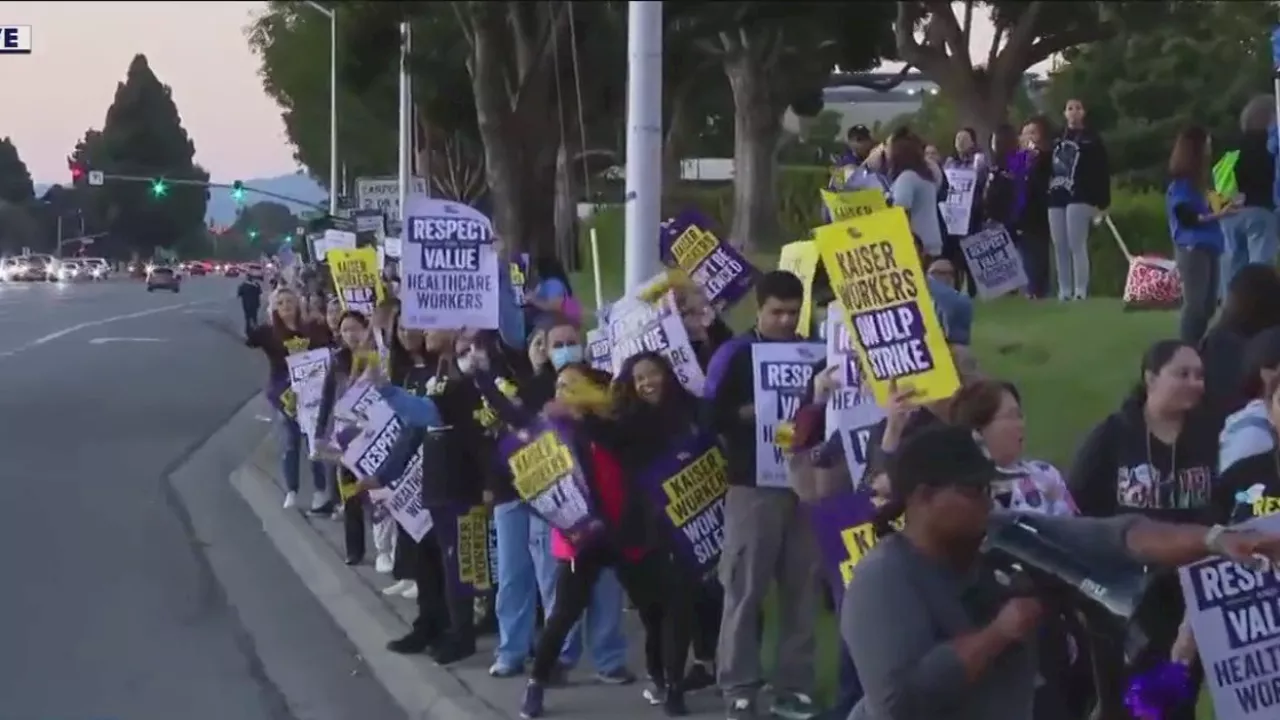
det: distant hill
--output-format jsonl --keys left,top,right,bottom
{"left": 33, "top": 172, "right": 329, "bottom": 227}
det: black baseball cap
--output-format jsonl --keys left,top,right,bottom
{"left": 847, "top": 124, "right": 872, "bottom": 141}
{"left": 888, "top": 425, "right": 999, "bottom": 500}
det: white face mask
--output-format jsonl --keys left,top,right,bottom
{"left": 456, "top": 353, "right": 475, "bottom": 375}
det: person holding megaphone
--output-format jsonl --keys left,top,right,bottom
{"left": 842, "top": 424, "right": 1280, "bottom": 720}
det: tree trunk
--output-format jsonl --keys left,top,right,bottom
{"left": 724, "top": 53, "right": 784, "bottom": 252}
{"left": 553, "top": 142, "right": 581, "bottom": 271}
{"left": 940, "top": 78, "right": 1014, "bottom": 151}
{"left": 467, "top": 8, "right": 559, "bottom": 258}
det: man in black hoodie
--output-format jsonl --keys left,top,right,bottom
{"left": 1220, "top": 95, "right": 1279, "bottom": 296}
{"left": 704, "top": 270, "right": 822, "bottom": 720}
{"left": 237, "top": 277, "right": 263, "bottom": 335}
{"left": 1047, "top": 98, "right": 1110, "bottom": 302}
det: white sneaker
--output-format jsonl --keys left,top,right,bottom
{"left": 282, "top": 491, "right": 297, "bottom": 509}
{"left": 401, "top": 582, "right": 418, "bottom": 599}
{"left": 381, "top": 579, "right": 413, "bottom": 596}
{"left": 310, "top": 491, "right": 330, "bottom": 511}
{"left": 375, "top": 553, "right": 394, "bottom": 574}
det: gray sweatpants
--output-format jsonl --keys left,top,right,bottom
{"left": 1047, "top": 203, "right": 1096, "bottom": 299}
{"left": 716, "top": 485, "right": 820, "bottom": 700}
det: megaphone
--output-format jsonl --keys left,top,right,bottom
{"left": 981, "top": 514, "right": 1166, "bottom": 720}
{"left": 981, "top": 514, "right": 1157, "bottom": 628}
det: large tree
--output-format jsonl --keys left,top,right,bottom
{"left": 674, "top": 2, "right": 897, "bottom": 248}
{"left": 95, "top": 55, "right": 210, "bottom": 258}
{"left": 891, "top": 1, "right": 1178, "bottom": 144}
{"left": 0, "top": 137, "right": 35, "bottom": 205}
{"left": 1047, "top": 1, "right": 1278, "bottom": 188}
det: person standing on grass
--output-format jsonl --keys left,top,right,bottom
{"left": 1019, "top": 116, "right": 1055, "bottom": 299}
{"left": 704, "top": 270, "right": 822, "bottom": 720}
{"left": 1220, "top": 95, "right": 1279, "bottom": 296}
{"left": 1066, "top": 339, "right": 1218, "bottom": 720}
{"left": 1166, "top": 125, "right": 1234, "bottom": 344}
{"left": 1048, "top": 98, "right": 1110, "bottom": 302}
{"left": 1197, "top": 263, "right": 1280, "bottom": 423}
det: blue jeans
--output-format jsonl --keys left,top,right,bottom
{"left": 1219, "top": 206, "right": 1279, "bottom": 297}
{"left": 491, "top": 500, "right": 627, "bottom": 671}
{"left": 279, "top": 412, "right": 327, "bottom": 494}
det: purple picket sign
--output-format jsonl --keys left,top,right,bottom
{"left": 497, "top": 418, "right": 604, "bottom": 548}
{"left": 659, "top": 208, "right": 756, "bottom": 311}
{"left": 807, "top": 489, "right": 888, "bottom": 608}
{"left": 633, "top": 433, "right": 729, "bottom": 577}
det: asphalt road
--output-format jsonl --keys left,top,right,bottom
{"left": 0, "top": 276, "right": 405, "bottom": 720}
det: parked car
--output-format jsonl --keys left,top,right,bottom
{"left": 146, "top": 266, "right": 181, "bottom": 293}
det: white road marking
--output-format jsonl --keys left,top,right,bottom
{"left": 87, "top": 337, "right": 168, "bottom": 345}
{"left": 0, "top": 301, "right": 212, "bottom": 358}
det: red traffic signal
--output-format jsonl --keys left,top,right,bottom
{"left": 68, "top": 160, "right": 86, "bottom": 183}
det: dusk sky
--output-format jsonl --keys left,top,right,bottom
{"left": 6, "top": 1, "right": 296, "bottom": 185}
{"left": 5, "top": 2, "right": 1021, "bottom": 187}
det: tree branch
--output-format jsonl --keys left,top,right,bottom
{"left": 894, "top": 2, "right": 948, "bottom": 77}
{"left": 510, "top": 1, "right": 570, "bottom": 119}
{"left": 826, "top": 64, "right": 915, "bottom": 91}
{"left": 986, "top": 25, "right": 1004, "bottom": 69}
{"left": 961, "top": 1, "right": 974, "bottom": 47}
{"left": 922, "top": 0, "right": 970, "bottom": 70}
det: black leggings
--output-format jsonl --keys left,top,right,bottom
{"left": 943, "top": 234, "right": 978, "bottom": 298}
{"left": 343, "top": 493, "right": 365, "bottom": 559}
{"left": 392, "top": 525, "right": 417, "bottom": 581}
{"left": 531, "top": 548, "right": 692, "bottom": 687}
{"left": 691, "top": 580, "right": 722, "bottom": 662}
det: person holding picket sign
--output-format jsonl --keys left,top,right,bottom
{"left": 519, "top": 363, "right": 692, "bottom": 719}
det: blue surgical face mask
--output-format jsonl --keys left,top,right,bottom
{"left": 549, "top": 344, "right": 584, "bottom": 370}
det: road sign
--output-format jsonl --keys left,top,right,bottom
{"left": 355, "top": 176, "right": 427, "bottom": 225}
{"left": 87, "top": 170, "right": 104, "bottom": 187}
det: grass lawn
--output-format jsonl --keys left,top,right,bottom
{"left": 569, "top": 231, "right": 1212, "bottom": 715}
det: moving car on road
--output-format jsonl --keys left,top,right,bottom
{"left": 82, "top": 258, "right": 110, "bottom": 280}
{"left": 146, "top": 266, "right": 181, "bottom": 293}
{"left": 9, "top": 254, "right": 58, "bottom": 281}
{"left": 55, "top": 259, "right": 85, "bottom": 282}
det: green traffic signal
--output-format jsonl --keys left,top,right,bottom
{"left": 232, "top": 180, "right": 245, "bottom": 203}
{"left": 151, "top": 179, "right": 168, "bottom": 198}
{"left": 248, "top": 229, "right": 259, "bottom": 241}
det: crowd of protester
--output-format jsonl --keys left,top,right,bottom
{"left": 232, "top": 95, "right": 1280, "bottom": 720}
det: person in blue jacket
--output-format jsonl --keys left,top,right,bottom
{"left": 1166, "top": 125, "right": 1235, "bottom": 344}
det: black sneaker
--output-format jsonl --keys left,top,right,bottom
{"left": 662, "top": 688, "right": 689, "bottom": 717}
{"left": 683, "top": 661, "right": 715, "bottom": 693}
{"left": 386, "top": 629, "right": 440, "bottom": 655}
{"left": 306, "top": 501, "right": 336, "bottom": 518}
{"left": 642, "top": 680, "right": 666, "bottom": 706}
{"left": 429, "top": 637, "right": 476, "bottom": 665}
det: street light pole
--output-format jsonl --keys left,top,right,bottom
{"left": 304, "top": 1, "right": 339, "bottom": 217}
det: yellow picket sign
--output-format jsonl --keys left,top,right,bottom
{"left": 819, "top": 189, "right": 888, "bottom": 224}
{"left": 777, "top": 240, "right": 821, "bottom": 338}
{"left": 814, "top": 207, "right": 960, "bottom": 404}
{"left": 328, "top": 247, "right": 384, "bottom": 314}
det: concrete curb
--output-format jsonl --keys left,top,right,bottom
{"left": 231, "top": 455, "right": 507, "bottom": 720}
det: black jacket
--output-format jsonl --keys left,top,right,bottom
{"left": 1214, "top": 450, "right": 1280, "bottom": 524}
{"left": 1019, "top": 150, "right": 1052, "bottom": 235}
{"left": 1048, "top": 127, "right": 1110, "bottom": 210}
{"left": 1066, "top": 395, "right": 1217, "bottom": 524}
{"left": 578, "top": 399, "right": 707, "bottom": 554}
{"left": 1235, "top": 131, "right": 1275, "bottom": 210}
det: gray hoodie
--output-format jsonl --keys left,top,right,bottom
{"left": 1219, "top": 399, "right": 1275, "bottom": 474}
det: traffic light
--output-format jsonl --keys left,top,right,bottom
{"left": 232, "top": 180, "right": 245, "bottom": 204}
{"left": 248, "top": 229, "right": 259, "bottom": 242}
{"left": 68, "top": 160, "right": 85, "bottom": 184}
{"left": 151, "top": 178, "right": 169, "bottom": 198}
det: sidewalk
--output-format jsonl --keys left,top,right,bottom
{"left": 232, "top": 418, "right": 725, "bottom": 720}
